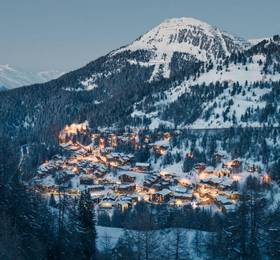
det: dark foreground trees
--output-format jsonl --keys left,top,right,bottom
{"left": 0, "top": 137, "right": 98, "bottom": 260}
{"left": 205, "top": 176, "right": 280, "bottom": 260}
{"left": 2, "top": 135, "right": 280, "bottom": 259}
{"left": 78, "top": 191, "right": 97, "bottom": 259}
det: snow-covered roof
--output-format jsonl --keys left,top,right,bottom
{"left": 135, "top": 162, "right": 150, "bottom": 167}
{"left": 216, "top": 195, "right": 232, "bottom": 205}
{"left": 156, "top": 189, "right": 171, "bottom": 196}
{"left": 170, "top": 185, "right": 187, "bottom": 193}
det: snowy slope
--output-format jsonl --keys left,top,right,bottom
{"left": 113, "top": 17, "right": 250, "bottom": 81}
{"left": 120, "top": 17, "right": 248, "bottom": 58}
{"left": 97, "top": 225, "right": 208, "bottom": 259}
{"left": 131, "top": 51, "right": 280, "bottom": 129}
{"left": 0, "top": 64, "right": 63, "bottom": 89}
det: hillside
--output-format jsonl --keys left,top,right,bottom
{"left": 0, "top": 18, "right": 279, "bottom": 175}
{"left": 1, "top": 15, "right": 280, "bottom": 260}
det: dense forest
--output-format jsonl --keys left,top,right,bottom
{"left": 1, "top": 134, "right": 280, "bottom": 259}
{"left": 1, "top": 16, "right": 280, "bottom": 259}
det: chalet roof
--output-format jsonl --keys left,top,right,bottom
{"left": 145, "top": 175, "right": 158, "bottom": 181}
{"left": 224, "top": 204, "right": 236, "bottom": 212}
{"left": 170, "top": 186, "right": 187, "bottom": 193}
{"left": 119, "top": 173, "right": 136, "bottom": 178}
{"left": 119, "top": 183, "right": 136, "bottom": 189}
{"left": 135, "top": 162, "right": 150, "bottom": 167}
{"left": 156, "top": 189, "right": 171, "bottom": 196}
{"left": 80, "top": 175, "right": 94, "bottom": 180}
{"left": 118, "top": 196, "right": 132, "bottom": 202}
{"left": 89, "top": 185, "right": 104, "bottom": 189}
{"left": 153, "top": 139, "right": 170, "bottom": 147}
{"left": 203, "top": 176, "right": 221, "bottom": 184}
{"left": 216, "top": 195, "right": 232, "bottom": 205}
{"left": 103, "top": 194, "right": 116, "bottom": 200}
{"left": 111, "top": 152, "right": 120, "bottom": 158}
{"left": 173, "top": 192, "right": 192, "bottom": 198}
{"left": 219, "top": 178, "right": 233, "bottom": 187}
{"left": 205, "top": 166, "right": 215, "bottom": 172}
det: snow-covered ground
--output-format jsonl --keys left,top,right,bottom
{"left": 97, "top": 226, "right": 124, "bottom": 250}
{"left": 97, "top": 225, "right": 209, "bottom": 259}
{"left": 130, "top": 53, "right": 280, "bottom": 130}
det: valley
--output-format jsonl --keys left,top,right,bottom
{"left": 1, "top": 12, "right": 280, "bottom": 259}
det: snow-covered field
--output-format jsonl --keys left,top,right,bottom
{"left": 97, "top": 225, "right": 209, "bottom": 259}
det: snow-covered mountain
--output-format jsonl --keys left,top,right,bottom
{"left": 113, "top": 17, "right": 250, "bottom": 81}
{"left": 0, "top": 64, "right": 63, "bottom": 89}
{"left": 0, "top": 17, "right": 280, "bottom": 144}
{"left": 130, "top": 35, "right": 280, "bottom": 129}
{"left": 77, "top": 17, "right": 252, "bottom": 91}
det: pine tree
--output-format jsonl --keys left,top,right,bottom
{"left": 266, "top": 204, "right": 280, "bottom": 259}
{"left": 49, "top": 193, "right": 57, "bottom": 207}
{"left": 78, "top": 190, "right": 97, "bottom": 259}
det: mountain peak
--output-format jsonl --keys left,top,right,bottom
{"left": 116, "top": 17, "right": 248, "bottom": 60}
{"left": 160, "top": 17, "right": 214, "bottom": 31}
{"left": 112, "top": 17, "right": 249, "bottom": 81}
{"left": 128, "top": 17, "right": 217, "bottom": 51}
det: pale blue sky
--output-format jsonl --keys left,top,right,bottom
{"left": 1, "top": 0, "right": 279, "bottom": 72}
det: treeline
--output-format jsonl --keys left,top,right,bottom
{"left": 2, "top": 134, "right": 280, "bottom": 259}
{"left": 98, "top": 175, "right": 280, "bottom": 259}
{"left": 206, "top": 176, "right": 280, "bottom": 260}
{"left": 98, "top": 201, "right": 217, "bottom": 232}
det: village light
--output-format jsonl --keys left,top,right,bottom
{"left": 232, "top": 175, "right": 241, "bottom": 182}
{"left": 199, "top": 172, "right": 208, "bottom": 179}
{"left": 160, "top": 171, "right": 169, "bottom": 177}
{"left": 72, "top": 167, "right": 79, "bottom": 173}
{"left": 175, "top": 199, "right": 183, "bottom": 206}
{"left": 62, "top": 121, "right": 89, "bottom": 135}
{"left": 262, "top": 174, "right": 271, "bottom": 184}
{"left": 143, "top": 196, "right": 150, "bottom": 202}
{"left": 163, "top": 132, "right": 171, "bottom": 141}
{"left": 179, "top": 178, "right": 190, "bottom": 186}
{"left": 159, "top": 147, "right": 166, "bottom": 155}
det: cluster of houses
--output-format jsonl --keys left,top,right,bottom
{"left": 33, "top": 125, "right": 269, "bottom": 214}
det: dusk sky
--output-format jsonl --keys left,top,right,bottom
{"left": 1, "top": 0, "right": 279, "bottom": 72}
